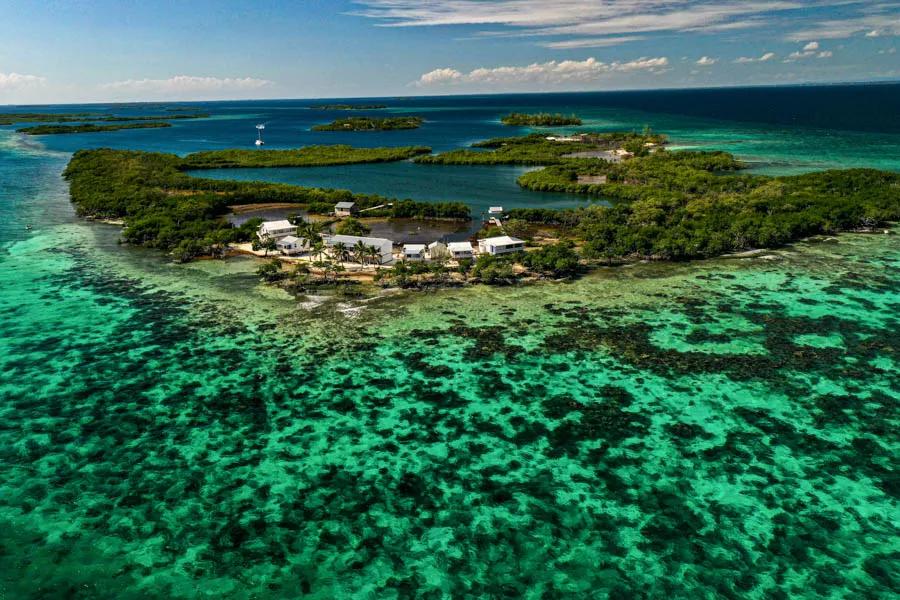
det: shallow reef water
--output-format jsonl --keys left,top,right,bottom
{"left": 1, "top": 214, "right": 897, "bottom": 598}
{"left": 1, "top": 92, "right": 899, "bottom": 597}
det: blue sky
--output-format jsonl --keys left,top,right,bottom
{"left": 1, "top": 0, "right": 897, "bottom": 103}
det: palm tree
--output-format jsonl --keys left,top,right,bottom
{"left": 300, "top": 221, "right": 323, "bottom": 244}
{"left": 332, "top": 242, "right": 348, "bottom": 266}
{"left": 353, "top": 240, "right": 368, "bottom": 267}
{"left": 366, "top": 245, "right": 380, "bottom": 267}
{"left": 311, "top": 240, "right": 325, "bottom": 262}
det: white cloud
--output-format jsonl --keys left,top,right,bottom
{"left": 788, "top": 13, "right": 900, "bottom": 41}
{"left": 417, "top": 68, "right": 463, "bottom": 85}
{"left": 784, "top": 41, "right": 833, "bottom": 61}
{"left": 415, "top": 56, "right": 669, "bottom": 88}
{"left": 0, "top": 72, "right": 47, "bottom": 90}
{"left": 542, "top": 36, "right": 643, "bottom": 49}
{"left": 696, "top": 56, "right": 717, "bottom": 65}
{"left": 734, "top": 52, "right": 777, "bottom": 63}
{"left": 355, "top": 1, "right": 804, "bottom": 47}
{"left": 99, "top": 75, "right": 272, "bottom": 100}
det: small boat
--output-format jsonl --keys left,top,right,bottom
{"left": 25, "top": 224, "right": 33, "bottom": 230}
{"left": 255, "top": 124, "right": 265, "bottom": 146}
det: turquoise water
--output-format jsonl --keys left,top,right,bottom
{"left": 191, "top": 163, "right": 594, "bottom": 216}
{"left": 1, "top": 87, "right": 899, "bottom": 597}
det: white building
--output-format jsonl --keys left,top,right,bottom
{"left": 402, "top": 244, "right": 427, "bottom": 261}
{"left": 257, "top": 220, "right": 297, "bottom": 241}
{"left": 324, "top": 234, "right": 394, "bottom": 265}
{"left": 427, "top": 241, "right": 449, "bottom": 260}
{"left": 447, "top": 241, "right": 474, "bottom": 260}
{"left": 478, "top": 236, "right": 526, "bottom": 256}
{"left": 334, "top": 201, "right": 357, "bottom": 217}
{"left": 276, "top": 236, "right": 307, "bottom": 256}
{"left": 488, "top": 206, "right": 504, "bottom": 215}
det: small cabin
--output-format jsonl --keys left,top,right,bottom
{"left": 257, "top": 220, "right": 297, "bottom": 240}
{"left": 276, "top": 235, "right": 307, "bottom": 255}
{"left": 402, "top": 244, "right": 427, "bottom": 261}
{"left": 427, "top": 241, "right": 449, "bottom": 260}
{"left": 334, "top": 201, "right": 358, "bottom": 217}
{"left": 488, "top": 206, "right": 504, "bottom": 215}
{"left": 447, "top": 241, "right": 474, "bottom": 260}
{"left": 324, "top": 234, "right": 394, "bottom": 265}
{"left": 478, "top": 236, "right": 525, "bottom": 256}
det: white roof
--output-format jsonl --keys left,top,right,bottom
{"left": 335, "top": 201, "right": 356, "bottom": 209}
{"left": 278, "top": 235, "right": 301, "bottom": 244}
{"left": 326, "top": 234, "right": 393, "bottom": 249}
{"left": 427, "top": 241, "right": 446, "bottom": 248}
{"left": 488, "top": 206, "right": 504, "bottom": 213}
{"left": 447, "top": 241, "right": 473, "bottom": 252}
{"left": 403, "top": 244, "right": 426, "bottom": 253}
{"left": 260, "top": 220, "right": 294, "bottom": 231}
{"left": 479, "top": 236, "right": 524, "bottom": 246}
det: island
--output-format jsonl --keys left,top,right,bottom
{"left": 414, "top": 132, "right": 665, "bottom": 165}
{"left": 310, "top": 104, "right": 388, "bottom": 110}
{"left": 182, "top": 145, "right": 430, "bottom": 169}
{"left": 63, "top": 145, "right": 470, "bottom": 262}
{"left": 1, "top": 112, "right": 207, "bottom": 125}
{"left": 501, "top": 113, "right": 582, "bottom": 126}
{"left": 61, "top": 134, "right": 900, "bottom": 287}
{"left": 18, "top": 122, "right": 173, "bottom": 135}
{"left": 312, "top": 116, "right": 424, "bottom": 131}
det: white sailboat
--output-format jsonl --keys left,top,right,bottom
{"left": 255, "top": 124, "right": 265, "bottom": 146}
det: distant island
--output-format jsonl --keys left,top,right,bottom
{"left": 415, "top": 132, "right": 666, "bottom": 165}
{"left": 0, "top": 112, "right": 207, "bottom": 125}
{"left": 182, "top": 145, "right": 430, "bottom": 169}
{"left": 311, "top": 104, "right": 388, "bottom": 110}
{"left": 501, "top": 113, "right": 582, "bottom": 126}
{"left": 19, "top": 122, "right": 173, "bottom": 135}
{"left": 312, "top": 116, "right": 424, "bottom": 131}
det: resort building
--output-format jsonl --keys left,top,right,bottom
{"left": 447, "top": 241, "right": 474, "bottom": 260}
{"left": 488, "top": 206, "right": 504, "bottom": 215}
{"left": 276, "top": 236, "right": 307, "bottom": 256}
{"left": 427, "top": 241, "right": 449, "bottom": 260}
{"left": 257, "top": 220, "right": 297, "bottom": 241}
{"left": 323, "top": 234, "right": 394, "bottom": 264}
{"left": 402, "top": 244, "right": 427, "bottom": 261}
{"left": 334, "top": 201, "right": 358, "bottom": 217}
{"left": 478, "top": 236, "right": 526, "bottom": 256}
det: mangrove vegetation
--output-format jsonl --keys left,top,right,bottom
{"left": 182, "top": 145, "right": 430, "bottom": 169}
{"left": 63, "top": 146, "right": 470, "bottom": 261}
{"left": 312, "top": 116, "right": 424, "bottom": 131}
{"left": 501, "top": 113, "right": 582, "bottom": 126}
{"left": 18, "top": 122, "right": 173, "bottom": 135}
{"left": 414, "top": 132, "right": 665, "bottom": 165}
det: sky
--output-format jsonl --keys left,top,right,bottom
{"left": 0, "top": 0, "right": 898, "bottom": 104}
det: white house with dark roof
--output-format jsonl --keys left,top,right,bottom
{"left": 257, "top": 220, "right": 297, "bottom": 241}
{"left": 323, "top": 234, "right": 394, "bottom": 264}
{"left": 334, "top": 201, "right": 358, "bottom": 217}
{"left": 447, "top": 241, "right": 474, "bottom": 260}
{"left": 402, "top": 244, "right": 427, "bottom": 261}
{"left": 478, "top": 236, "right": 525, "bottom": 256}
{"left": 276, "top": 235, "right": 307, "bottom": 255}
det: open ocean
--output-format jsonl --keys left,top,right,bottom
{"left": 1, "top": 84, "right": 898, "bottom": 598}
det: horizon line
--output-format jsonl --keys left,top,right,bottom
{"left": 4, "top": 78, "right": 899, "bottom": 108}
